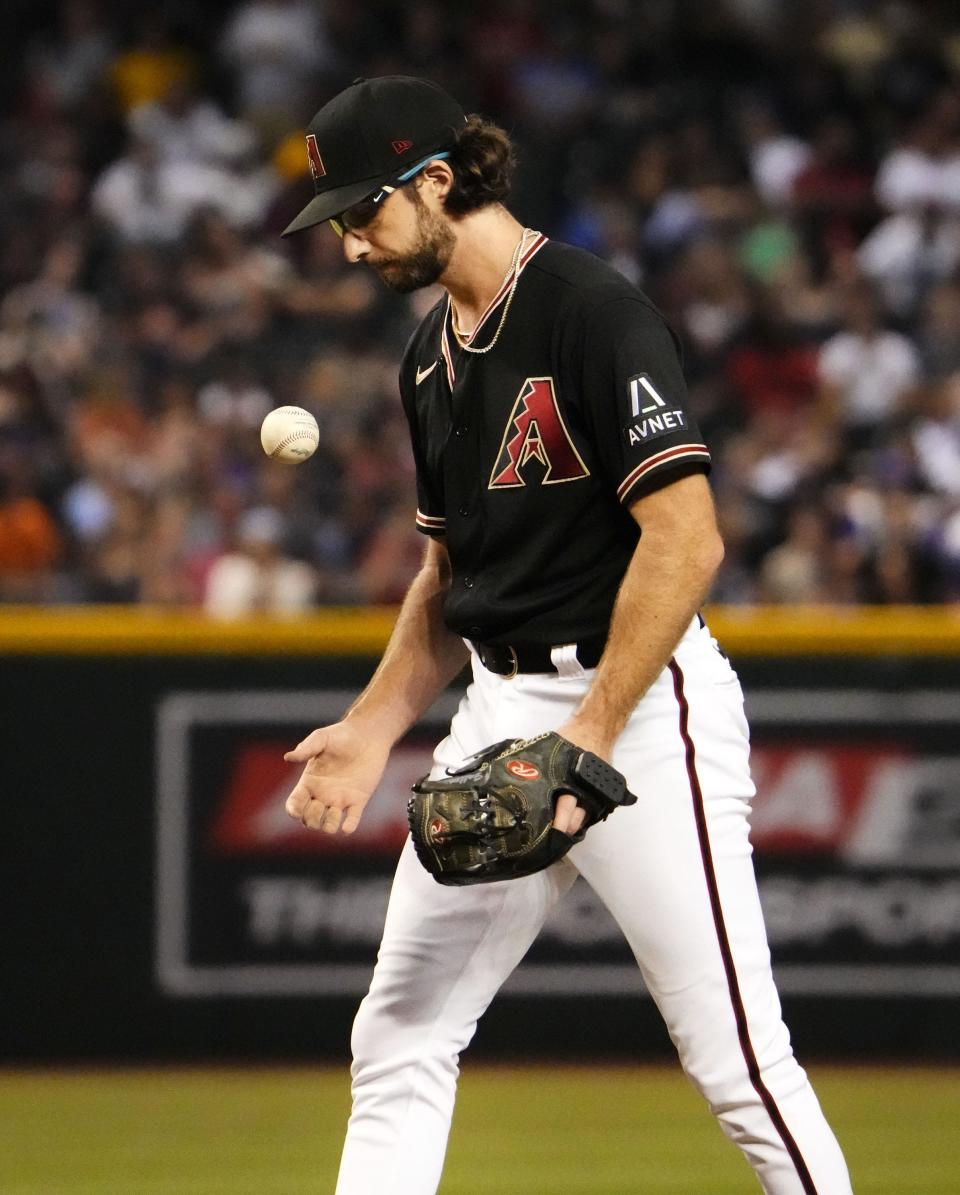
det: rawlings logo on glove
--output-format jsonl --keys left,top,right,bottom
{"left": 407, "top": 731, "right": 637, "bottom": 885}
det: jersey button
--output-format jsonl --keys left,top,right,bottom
{"left": 454, "top": 424, "right": 468, "bottom": 438}
{"left": 468, "top": 625, "right": 483, "bottom": 638}
{"left": 463, "top": 576, "right": 474, "bottom": 588}
{"left": 458, "top": 503, "right": 470, "bottom": 517}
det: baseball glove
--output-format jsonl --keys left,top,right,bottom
{"left": 407, "top": 731, "right": 637, "bottom": 886}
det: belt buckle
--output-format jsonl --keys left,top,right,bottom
{"left": 504, "top": 645, "right": 518, "bottom": 679}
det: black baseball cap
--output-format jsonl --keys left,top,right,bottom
{"left": 281, "top": 76, "right": 466, "bottom": 237}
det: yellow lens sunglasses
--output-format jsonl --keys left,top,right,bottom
{"left": 328, "top": 152, "right": 451, "bottom": 238}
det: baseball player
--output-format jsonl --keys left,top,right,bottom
{"left": 281, "top": 76, "right": 853, "bottom": 1195}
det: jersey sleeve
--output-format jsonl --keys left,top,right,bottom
{"left": 398, "top": 356, "right": 446, "bottom": 537}
{"left": 579, "top": 297, "right": 711, "bottom": 505}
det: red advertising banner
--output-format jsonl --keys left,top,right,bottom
{"left": 155, "top": 688, "right": 960, "bottom": 999}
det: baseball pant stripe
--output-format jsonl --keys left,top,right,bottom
{"left": 669, "top": 658, "right": 820, "bottom": 1195}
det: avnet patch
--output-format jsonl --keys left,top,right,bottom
{"left": 623, "top": 408, "right": 687, "bottom": 446}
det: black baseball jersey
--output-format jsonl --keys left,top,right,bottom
{"left": 399, "top": 236, "right": 711, "bottom": 647}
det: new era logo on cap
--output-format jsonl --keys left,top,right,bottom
{"left": 392, "top": 139, "right": 413, "bottom": 154}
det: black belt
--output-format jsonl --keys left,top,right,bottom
{"left": 471, "top": 633, "right": 607, "bottom": 677}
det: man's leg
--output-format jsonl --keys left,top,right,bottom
{"left": 573, "top": 632, "right": 852, "bottom": 1194}
{"left": 336, "top": 839, "right": 575, "bottom": 1195}
{"left": 335, "top": 667, "right": 578, "bottom": 1195}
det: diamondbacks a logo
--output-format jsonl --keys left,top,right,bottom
{"left": 506, "top": 759, "right": 540, "bottom": 781}
{"left": 305, "top": 134, "right": 326, "bottom": 182}
{"left": 489, "top": 377, "right": 589, "bottom": 488}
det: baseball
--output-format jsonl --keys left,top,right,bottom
{"left": 260, "top": 406, "right": 319, "bottom": 463}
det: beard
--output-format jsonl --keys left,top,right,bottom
{"left": 372, "top": 193, "right": 456, "bottom": 293}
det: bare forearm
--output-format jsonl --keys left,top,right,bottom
{"left": 574, "top": 536, "right": 717, "bottom": 748}
{"left": 345, "top": 545, "right": 469, "bottom": 744}
{"left": 568, "top": 478, "right": 724, "bottom": 755}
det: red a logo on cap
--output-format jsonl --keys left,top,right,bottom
{"left": 392, "top": 139, "right": 413, "bottom": 154}
{"left": 305, "top": 134, "right": 326, "bottom": 181}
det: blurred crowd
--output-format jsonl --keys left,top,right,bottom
{"left": 1, "top": 0, "right": 960, "bottom": 613}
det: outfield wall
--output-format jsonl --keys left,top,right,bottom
{"left": 2, "top": 607, "right": 959, "bottom": 1062}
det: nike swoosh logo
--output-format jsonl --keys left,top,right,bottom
{"left": 416, "top": 361, "right": 438, "bottom": 385}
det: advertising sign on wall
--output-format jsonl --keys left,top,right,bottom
{"left": 156, "top": 688, "right": 960, "bottom": 1000}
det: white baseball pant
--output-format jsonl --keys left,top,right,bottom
{"left": 335, "top": 618, "right": 853, "bottom": 1194}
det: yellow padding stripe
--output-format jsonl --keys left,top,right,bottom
{"left": 0, "top": 605, "right": 957, "bottom": 656}
{"left": 706, "top": 605, "right": 960, "bottom": 657}
{"left": 0, "top": 606, "right": 399, "bottom": 655}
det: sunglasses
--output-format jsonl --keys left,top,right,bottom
{"left": 328, "top": 152, "right": 451, "bottom": 238}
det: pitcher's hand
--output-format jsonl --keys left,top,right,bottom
{"left": 284, "top": 719, "right": 392, "bottom": 834}
{"left": 552, "top": 718, "right": 616, "bottom": 837}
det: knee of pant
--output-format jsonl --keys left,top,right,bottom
{"left": 684, "top": 1061, "right": 756, "bottom": 1115}
{"left": 349, "top": 994, "right": 386, "bottom": 1074}
{"left": 685, "top": 1046, "right": 807, "bottom": 1121}
{"left": 349, "top": 994, "right": 457, "bottom": 1084}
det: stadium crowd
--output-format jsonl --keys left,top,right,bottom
{"left": 1, "top": 0, "right": 960, "bottom": 612}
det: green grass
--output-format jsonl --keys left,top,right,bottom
{"left": 0, "top": 1064, "right": 956, "bottom": 1193}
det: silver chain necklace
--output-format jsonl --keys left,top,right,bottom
{"left": 450, "top": 228, "right": 538, "bottom": 355}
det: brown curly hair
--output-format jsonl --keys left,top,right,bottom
{"left": 442, "top": 115, "right": 516, "bottom": 214}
